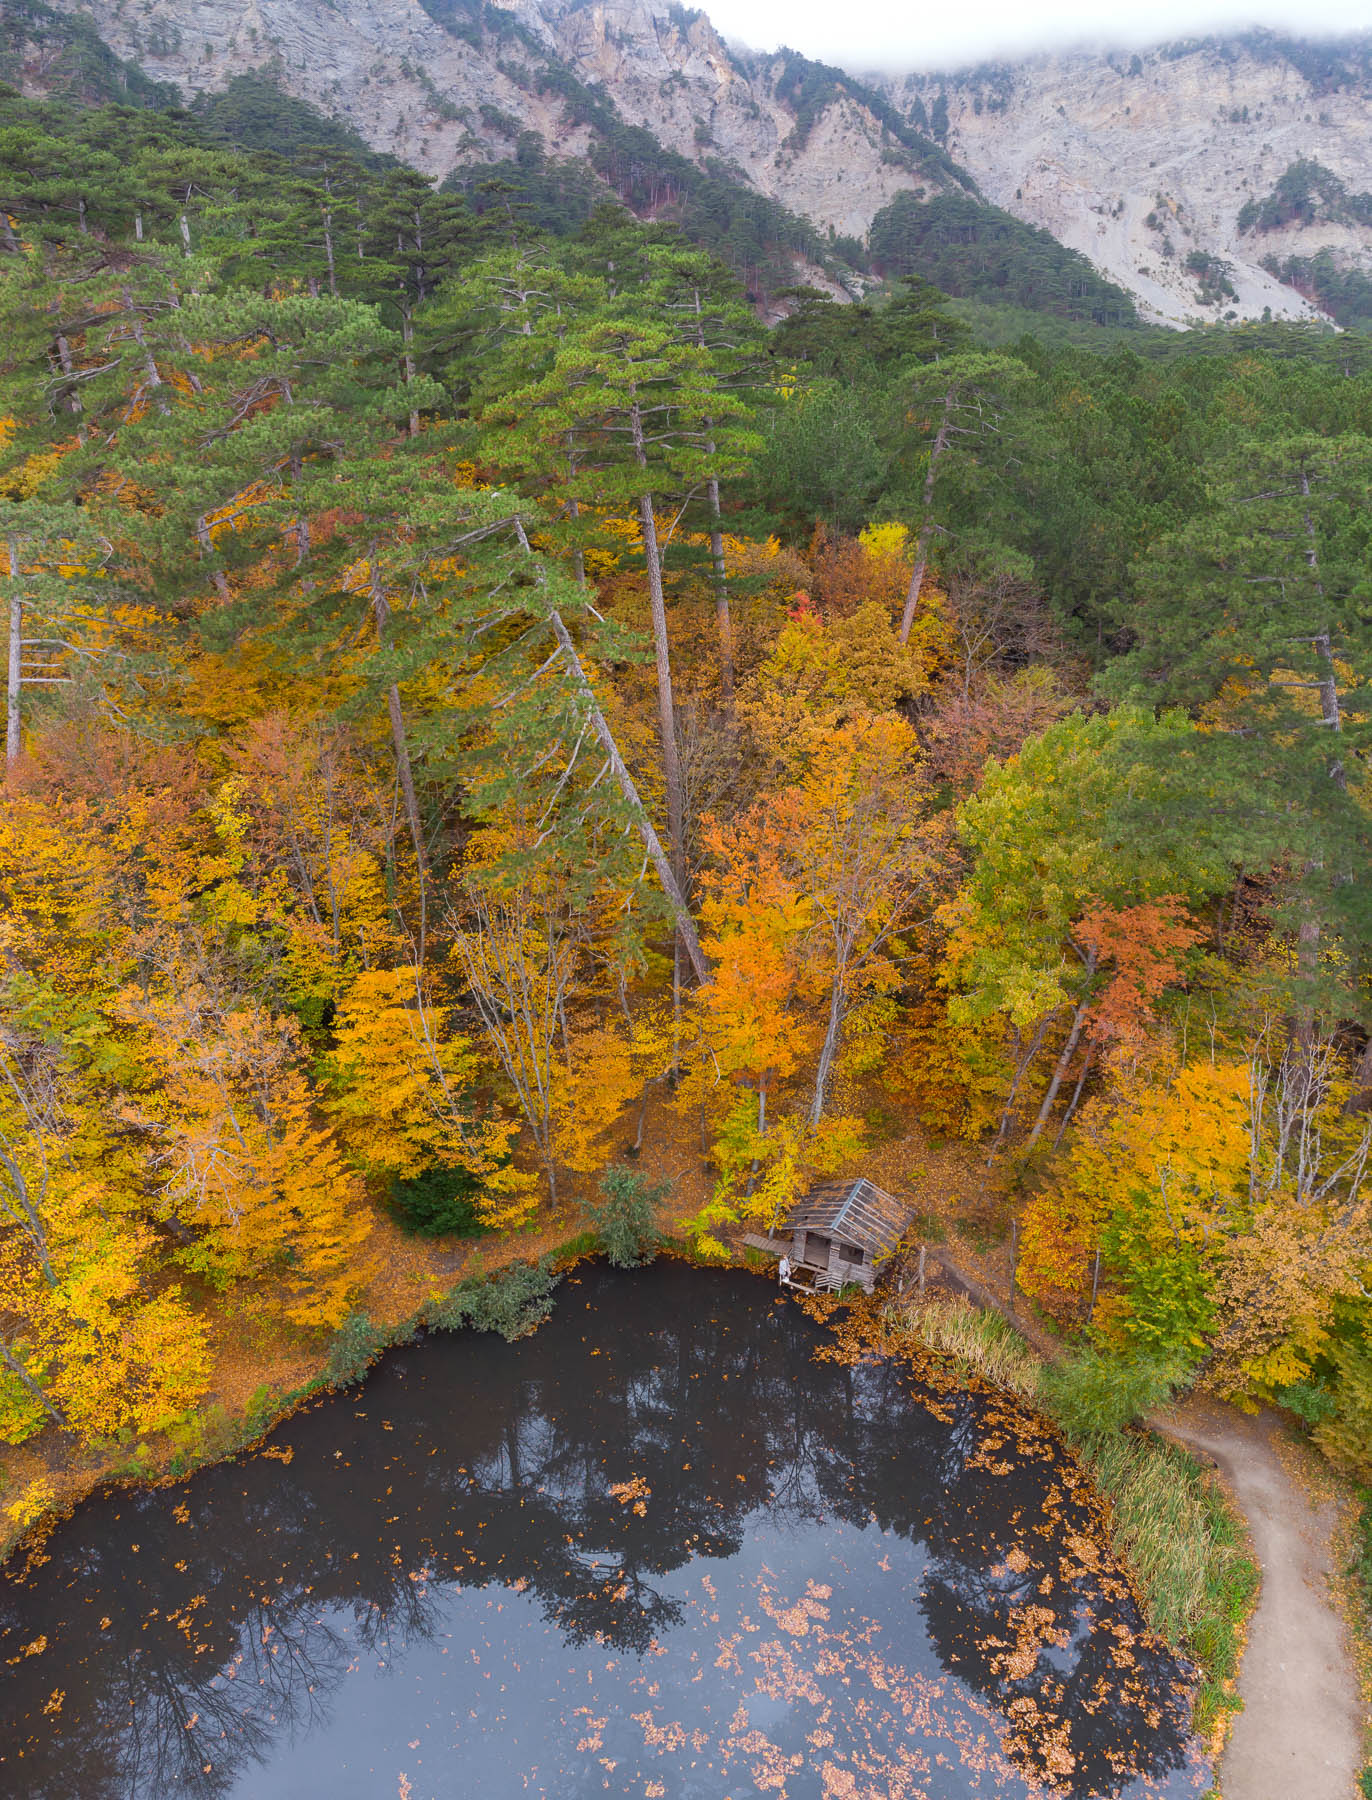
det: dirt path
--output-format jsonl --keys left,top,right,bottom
{"left": 1155, "top": 1397, "right": 1363, "bottom": 1800}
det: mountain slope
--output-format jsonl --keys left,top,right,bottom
{"left": 44, "top": 0, "right": 964, "bottom": 243}
{"left": 36, "top": 2, "right": 1372, "bottom": 327}
{"left": 881, "top": 33, "right": 1372, "bottom": 327}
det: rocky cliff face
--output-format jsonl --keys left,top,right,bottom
{"left": 47, "top": 0, "right": 961, "bottom": 241}
{"left": 44, "top": 1, "right": 1372, "bottom": 326}
{"left": 883, "top": 37, "right": 1372, "bottom": 325}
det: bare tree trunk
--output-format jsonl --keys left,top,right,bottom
{"left": 401, "top": 305, "right": 420, "bottom": 439}
{"left": 6, "top": 537, "right": 21, "bottom": 768}
{"left": 1051, "top": 1045, "right": 1096, "bottom": 1150}
{"left": 0, "top": 1340, "right": 64, "bottom": 1428}
{"left": 1025, "top": 949, "right": 1098, "bottom": 1148}
{"left": 809, "top": 961, "right": 847, "bottom": 1128}
{"left": 628, "top": 394, "right": 688, "bottom": 900}
{"left": 123, "top": 287, "right": 169, "bottom": 415}
{"left": 546, "top": 608, "right": 709, "bottom": 985}
{"left": 986, "top": 1011, "right": 1056, "bottom": 1166}
{"left": 636, "top": 487, "right": 687, "bottom": 889}
{"left": 322, "top": 201, "right": 338, "bottom": 297}
{"left": 899, "top": 395, "right": 953, "bottom": 644}
{"left": 1290, "top": 478, "right": 1343, "bottom": 1044}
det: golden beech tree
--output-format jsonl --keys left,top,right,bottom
{"left": 1017, "top": 1061, "right": 1251, "bottom": 1326}
{"left": 680, "top": 718, "right": 934, "bottom": 1254}
{"left": 227, "top": 714, "right": 398, "bottom": 987}
{"left": 0, "top": 993, "right": 213, "bottom": 1443}
{"left": 137, "top": 991, "right": 374, "bottom": 1328}
{"left": 1207, "top": 1038, "right": 1372, "bottom": 1402}
{"left": 736, "top": 603, "right": 934, "bottom": 781}
{"left": 448, "top": 825, "right": 586, "bottom": 1213}
{"left": 323, "top": 965, "right": 531, "bottom": 1223}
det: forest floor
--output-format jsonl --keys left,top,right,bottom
{"left": 1152, "top": 1398, "right": 1367, "bottom": 1800}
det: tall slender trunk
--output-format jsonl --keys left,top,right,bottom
{"left": 1025, "top": 949, "right": 1099, "bottom": 1148}
{"left": 322, "top": 200, "right": 338, "bottom": 296}
{"left": 369, "top": 556, "right": 428, "bottom": 964}
{"left": 986, "top": 1011, "right": 1056, "bottom": 1166}
{"left": 1051, "top": 1045, "right": 1096, "bottom": 1151}
{"left": 546, "top": 607, "right": 708, "bottom": 984}
{"left": 687, "top": 295, "right": 735, "bottom": 708}
{"left": 195, "top": 516, "right": 233, "bottom": 602}
{"left": 1292, "top": 473, "right": 1343, "bottom": 1045}
{"left": 809, "top": 955, "right": 847, "bottom": 1128}
{"left": 123, "top": 287, "right": 169, "bottom": 415}
{"left": 6, "top": 537, "right": 21, "bottom": 767}
{"left": 899, "top": 393, "right": 953, "bottom": 645}
{"left": 633, "top": 471, "right": 687, "bottom": 892}
{"left": 0, "top": 1340, "right": 64, "bottom": 1428}
{"left": 51, "top": 325, "right": 84, "bottom": 439}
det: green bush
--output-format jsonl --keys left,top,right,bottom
{"left": 324, "top": 1310, "right": 386, "bottom": 1388}
{"left": 1277, "top": 1379, "right": 1337, "bottom": 1426}
{"left": 430, "top": 1257, "right": 561, "bottom": 1342}
{"left": 387, "top": 1164, "right": 489, "bottom": 1238}
{"left": 1039, "top": 1348, "right": 1180, "bottom": 1442}
{"left": 588, "top": 1165, "right": 667, "bottom": 1268}
{"left": 1315, "top": 1337, "right": 1372, "bottom": 1480}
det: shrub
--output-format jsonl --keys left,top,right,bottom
{"left": 1039, "top": 1348, "right": 1180, "bottom": 1442}
{"left": 430, "top": 1257, "right": 561, "bottom": 1342}
{"left": 325, "top": 1310, "right": 386, "bottom": 1388}
{"left": 588, "top": 1166, "right": 667, "bottom": 1268}
{"left": 388, "top": 1164, "right": 489, "bottom": 1238}
{"left": 1315, "top": 1338, "right": 1372, "bottom": 1480}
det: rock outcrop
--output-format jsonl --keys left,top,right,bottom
{"left": 882, "top": 36, "right": 1372, "bottom": 325}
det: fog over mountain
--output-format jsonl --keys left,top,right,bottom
{"left": 707, "top": 0, "right": 1372, "bottom": 75}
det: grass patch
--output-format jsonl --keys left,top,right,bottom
{"left": 1079, "top": 1429, "right": 1256, "bottom": 1740}
{"left": 906, "top": 1208, "right": 948, "bottom": 1246}
{"left": 892, "top": 1296, "right": 1259, "bottom": 1745}
{"left": 952, "top": 1211, "right": 1010, "bottom": 1253}
{"left": 905, "top": 1294, "right": 1039, "bottom": 1395}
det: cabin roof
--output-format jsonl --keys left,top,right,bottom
{"left": 784, "top": 1178, "right": 913, "bottom": 1259}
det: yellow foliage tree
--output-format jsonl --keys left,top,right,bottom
{"left": 324, "top": 965, "right": 531, "bottom": 1225}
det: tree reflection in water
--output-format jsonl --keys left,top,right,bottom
{"left": 0, "top": 1265, "right": 1206, "bottom": 1800}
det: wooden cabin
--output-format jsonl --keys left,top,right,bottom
{"left": 746, "top": 1178, "right": 914, "bottom": 1293}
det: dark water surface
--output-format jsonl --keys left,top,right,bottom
{"left": 0, "top": 1265, "right": 1206, "bottom": 1800}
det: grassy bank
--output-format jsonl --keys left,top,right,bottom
{"left": 1, "top": 1176, "right": 695, "bottom": 1564}
{"left": 890, "top": 1295, "right": 1259, "bottom": 1746}
{"left": 0, "top": 1236, "right": 601, "bottom": 1563}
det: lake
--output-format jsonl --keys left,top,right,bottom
{"left": 0, "top": 1262, "right": 1207, "bottom": 1799}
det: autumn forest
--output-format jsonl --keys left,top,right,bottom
{"left": 1, "top": 78, "right": 1371, "bottom": 1525}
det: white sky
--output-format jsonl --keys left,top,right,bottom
{"left": 699, "top": 0, "right": 1372, "bottom": 74}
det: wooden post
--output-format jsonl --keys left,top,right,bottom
{"left": 1008, "top": 1218, "right": 1019, "bottom": 1315}
{"left": 1087, "top": 1248, "right": 1101, "bottom": 1325}
{"left": 917, "top": 1244, "right": 926, "bottom": 1300}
